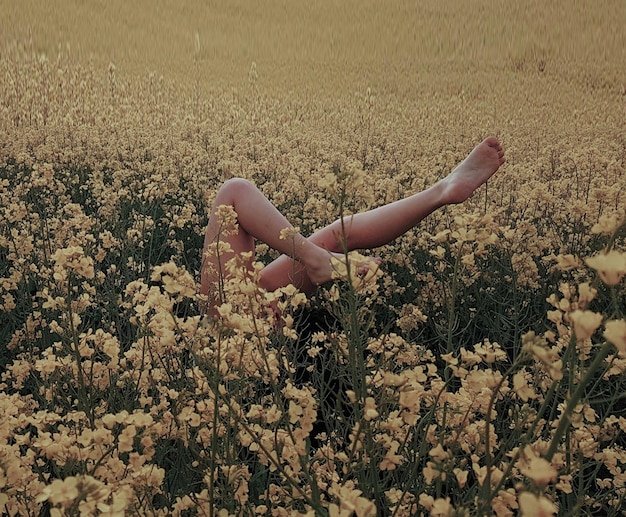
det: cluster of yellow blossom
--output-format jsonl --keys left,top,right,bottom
{"left": 1, "top": 32, "right": 626, "bottom": 516}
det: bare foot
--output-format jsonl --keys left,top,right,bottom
{"left": 440, "top": 137, "right": 505, "bottom": 204}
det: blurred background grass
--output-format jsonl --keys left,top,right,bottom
{"left": 1, "top": 0, "right": 625, "bottom": 99}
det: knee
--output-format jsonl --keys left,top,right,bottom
{"left": 217, "top": 177, "right": 255, "bottom": 201}
{"left": 221, "top": 177, "right": 255, "bottom": 193}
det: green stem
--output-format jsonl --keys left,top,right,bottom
{"left": 477, "top": 362, "right": 517, "bottom": 512}
{"left": 66, "top": 275, "right": 93, "bottom": 428}
{"left": 446, "top": 248, "right": 463, "bottom": 356}
{"left": 545, "top": 341, "right": 612, "bottom": 461}
{"left": 207, "top": 333, "right": 223, "bottom": 517}
{"left": 485, "top": 386, "right": 557, "bottom": 509}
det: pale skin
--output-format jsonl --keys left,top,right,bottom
{"left": 201, "top": 137, "right": 505, "bottom": 312}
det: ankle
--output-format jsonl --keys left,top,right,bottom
{"left": 429, "top": 180, "right": 455, "bottom": 207}
{"left": 299, "top": 243, "right": 333, "bottom": 286}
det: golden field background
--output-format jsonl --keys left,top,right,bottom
{"left": 2, "top": 0, "right": 626, "bottom": 96}
{"left": 1, "top": 1, "right": 626, "bottom": 516}
{"left": 2, "top": 0, "right": 625, "bottom": 159}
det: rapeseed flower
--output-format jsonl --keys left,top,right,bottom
{"left": 604, "top": 319, "right": 626, "bottom": 352}
{"left": 585, "top": 250, "right": 626, "bottom": 285}
{"left": 518, "top": 492, "right": 557, "bottom": 517}
{"left": 568, "top": 310, "right": 603, "bottom": 341}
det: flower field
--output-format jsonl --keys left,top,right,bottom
{"left": 1, "top": 1, "right": 626, "bottom": 515}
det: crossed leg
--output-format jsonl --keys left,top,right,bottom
{"left": 200, "top": 137, "right": 505, "bottom": 311}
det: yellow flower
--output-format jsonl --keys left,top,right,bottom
{"left": 399, "top": 388, "right": 421, "bottom": 415}
{"left": 604, "top": 319, "right": 626, "bottom": 353}
{"left": 265, "top": 404, "right": 282, "bottom": 424}
{"left": 555, "top": 253, "right": 581, "bottom": 271}
{"left": 318, "top": 172, "right": 338, "bottom": 191}
{"left": 2, "top": 293, "right": 16, "bottom": 311}
{"left": 279, "top": 226, "right": 300, "bottom": 241}
{"left": 118, "top": 424, "right": 136, "bottom": 453}
{"left": 328, "top": 484, "right": 376, "bottom": 517}
{"left": 513, "top": 370, "right": 536, "bottom": 402}
{"left": 520, "top": 454, "right": 557, "bottom": 486}
{"left": 577, "top": 282, "right": 597, "bottom": 308}
{"left": 51, "top": 246, "right": 95, "bottom": 280}
{"left": 428, "top": 444, "right": 449, "bottom": 462}
{"left": 330, "top": 252, "right": 381, "bottom": 290}
{"left": 454, "top": 468, "right": 468, "bottom": 489}
{"left": 591, "top": 213, "right": 622, "bottom": 235}
{"left": 217, "top": 303, "right": 233, "bottom": 317}
{"left": 430, "top": 497, "right": 454, "bottom": 517}
{"left": 288, "top": 400, "right": 303, "bottom": 424}
{"left": 37, "top": 476, "right": 79, "bottom": 506}
{"left": 569, "top": 310, "right": 603, "bottom": 341}
{"left": 363, "top": 397, "right": 379, "bottom": 421}
{"left": 214, "top": 204, "right": 239, "bottom": 236}
{"left": 585, "top": 250, "right": 626, "bottom": 285}
{"left": 379, "top": 440, "right": 404, "bottom": 471}
{"left": 521, "top": 332, "right": 563, "bottom": 381}
{"left": 518, "top": 492, "right": 557, "bottom": 517}
{"left": 431, "top": 229, "right": 451, "bottom": 242}
{"left": 429, "top": 245, "right": 446, "bottom": 259}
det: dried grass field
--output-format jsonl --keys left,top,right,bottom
{"left": 1, "top": 1, "right": 626, "bottom": 516}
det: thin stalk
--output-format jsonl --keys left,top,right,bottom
{"left": 545, "top": 341, "right": 612, "bottom": 461}
{"left": 447, "top": 249, "right": 463, "bottom": 355}
{"left": 66, "top": 275, "right": 94, "bottom": 428}
{"left": 489, "top": 380, "right": 559, "bottom": 498}
{"left": 206, "top": 331, "right": 223, "bottom": 517}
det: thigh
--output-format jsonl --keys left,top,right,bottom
{"left": 200, "top": 209, "right": 255, "bottom": 310}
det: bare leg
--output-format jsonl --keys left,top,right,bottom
{"left": 260, "top": 136, "right": 505, "bottom": 292}
{"left": 201, "top": 137, "right": 505, "bottom": 304}
{"left": 200, "top": 178, "right": 366, "bottom": 308}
